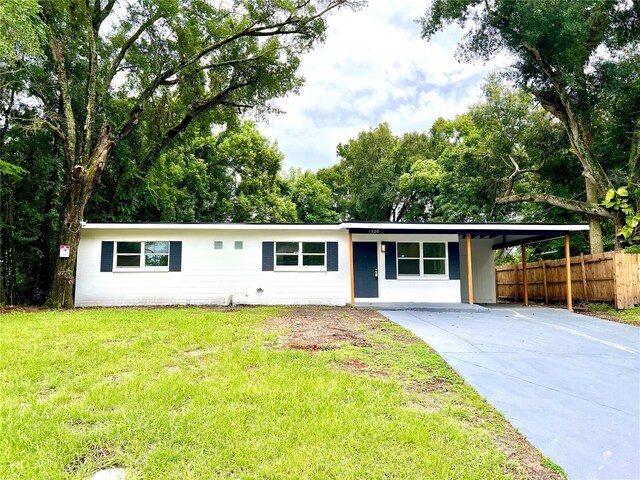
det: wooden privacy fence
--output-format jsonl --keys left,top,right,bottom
{"left": 496, "top": 251, "right": 640, "bottom": 310}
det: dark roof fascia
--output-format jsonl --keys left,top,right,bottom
{"left": 347, "top": 228, "right": 579, "bottom": 236}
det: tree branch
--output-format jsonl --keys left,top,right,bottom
{"left": 95, "top": 0, "right": 117, "bottom": 28}
{"left": 134, "top": 80, "right": 254, "bottom": 170}
{"left": 44, "top": 22, "right": 77, "bottom": 164}
{"left": 496, "top": 193, "right": 613, "bottom": 218}
{"left": 129, "top": 0, "right": 348, "bottom": 114}
{"left": 483, "top": 4, "right": 612, "bottom": 196}
{"left": 80, "top": 2, "right": 100, "bottom": 161}
{"left": 503, "top": 154, "right": 545, "bottom": 197}
{"left": 158, "top": 52, "right": 274, "bottom": 86}
{"left": 629, "top": 118, "right": 639, "bottom": 190}
{"left": 219, "top": 101, "right": 254, "bottom": 110}
{"left": 106, "top": 12, "right": 163, "bottom": 88}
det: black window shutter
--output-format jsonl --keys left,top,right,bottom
{"left": 448, "top": 241, "right": 460, "bottom": 280}
{"left": 326, "top": 242, "right": 339, "bottom": 271}
{"left": 169, "top": 241, "right": 182, "bottom": 272}
{"left": 100, "top": 241, "right": 114, "bottom": 272}
{"left": 262, "top": 241, "right": 274, "bottom": 271}
{"left": 384, "top": 242, "right": 397, "bottom": 279}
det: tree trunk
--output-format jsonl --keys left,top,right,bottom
{"left": 46, "top": 201, "right": 83, "bottom": 308}
{"left": 585, "top": 176, "right": 604, "bottom": 253}
{"left": 2, "top": 178, "right": 17, "bottom": 304}
{"left": 46, "top": 132, "right": 113, "bottom": 308}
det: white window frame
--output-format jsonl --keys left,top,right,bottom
{"left": 396, "top": 241, "right": 448, "bottom": 279}
{"left": 114, "top": 241, "right": 170, "bottom": 271}
{"left": 274, "top": 241, "right": 327, "bottom": 271}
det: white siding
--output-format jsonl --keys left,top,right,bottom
{"left": 459, "top": 238, "right": 496, "bottom": 304}
{"left": 75, "top": 227, "right": 499, "bottom": 307}
{"left": 352, "top": 233, "right": 462, "bottom": 303}
{"left": 75, "top": 228, "right": 351, "bottom": 307}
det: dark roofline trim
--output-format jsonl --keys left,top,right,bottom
{"left": 347, "top": 228, "right": 581, "bottom": 236}
{"left": 82, "top": 221, "right": 589, "bottom": 227}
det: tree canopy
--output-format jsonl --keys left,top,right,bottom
{"left": 0, "top": 0, "right": 358, "bottom": 307}
{"left": 422, "top": 0, "right": 640, "bottom": 252}
{"left": 1, "top": 0, "right": 637, "bottom": 307}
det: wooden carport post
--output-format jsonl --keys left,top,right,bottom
{"left": 466, "top": 233, "right": 474, "bottom": 304}
{"left": 521, "top": 244, "right": 528, "bottom": 306}
{"left": 565, "top": 234, "right": 573, "bottom": 311}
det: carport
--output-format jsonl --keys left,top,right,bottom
{"left": 343, "top": 223, "right": 589, "bottom": 308}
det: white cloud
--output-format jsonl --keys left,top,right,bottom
{"left": 258, "top": 1, "right": 510, "bottom": 171}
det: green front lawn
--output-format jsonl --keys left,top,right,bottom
{"left": 0, "top": 307, "right": 561, "bottom": 479}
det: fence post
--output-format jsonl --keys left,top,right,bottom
{"left": 466, "top": 233, "right": 474, "bottom": 305}
{"left": 613, "top": 252, "right": 619, "bottom": 309}
{"left": 580, "top": 253, "right": 589, "bottom": 304}
{"left": 565, "top": 234, "right": 573, "bottom": 311}
{"left": 522, "top": 244, "right": 529, "bottom": 306}
{"left": 542, "top": 260, "right": 548, "bottom": 304}
{"left": 513, "top": 264, "right": 519, "bottom": 303}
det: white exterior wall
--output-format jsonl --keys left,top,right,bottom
{"left": 459, "top": 238, "right": 496, "bottom": 304}
{"left": 75, "top": 228, "right": 351, "bottom": 307}
{"left": 352, "top": 233, "right": 461, "bottom": 303}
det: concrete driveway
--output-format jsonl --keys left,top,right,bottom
{"left": 380, "top": 306, "right": 640, "bottom": 480}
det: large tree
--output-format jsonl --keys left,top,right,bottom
{"left": 422, "top": 0, "right": 640, "bottom": 252}
{"left": 21, "top": 0, "right": 357, "bottom": 307}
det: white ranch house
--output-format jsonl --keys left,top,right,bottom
{"left": 75, "top": 222, "right": 589, "bottom": 307}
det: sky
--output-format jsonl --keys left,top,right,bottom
{"left": 258, "top": 1, "right": 510, "bottom": 171}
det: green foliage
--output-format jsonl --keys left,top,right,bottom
{"left": 398, "top": 158, "right": 443, "bottom": 220}
{"left": 422, "top": 0, "right": 640, "bottom": 252}
{"left": 282, "top": 169, "right": 339, "bottom": 223}
{"left": 0, "top": 160, "right": 26, "bottom": 177}
{"left": 1, "top": 0, "right": 355, "bottom": 304}
{"left": 335, "top": 123, "right": 401, "bottom": 220}
{"left": 0, "top": 0, "right": 41, "bottom": 59}
{"left": 603, "top": 187, "right": 640, "bottom": 243}
{"left": 88, "top": 121, "right": 297, "bottom": 223}
{"left": 323, "top": 78, "right": 587, "bottom": 231}
{"left": 319, "top": 124, "right": 440, "bottom": 221}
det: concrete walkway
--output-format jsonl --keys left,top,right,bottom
{"left": 380, "top": 306, "right": 640, "bottom": 480}
{"left": 354, "top": 302, "right": 489, "bottom": 313}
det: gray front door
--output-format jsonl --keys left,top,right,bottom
{"left": 353, "top": 242, "right": 379, "bottom": 298}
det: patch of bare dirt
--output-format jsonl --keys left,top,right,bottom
{"left": 183, "top": 348, "right": 211, "bottom": 357}
{"left": 407, "top": 377, "right": 451, "bottom": 395}
{"left": 104, "top": 371, "right": 132, "bottom": 384}
{"left": 37, "top": 385, "right": 57, "bottom": 403}
{"left": 0, "top": 305, "right": 45, "bottom": 315}
{"left": 496, "top": 426, "right": 564, "bottom": 480}
{"left": 341, "top": 358, "right": 368, "bottom": 372}
{"left": 66, "top": 444, "right": 122, "bottom": 474}
{"left": 267, "top": 306, "right": 384, "bottom": 351}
